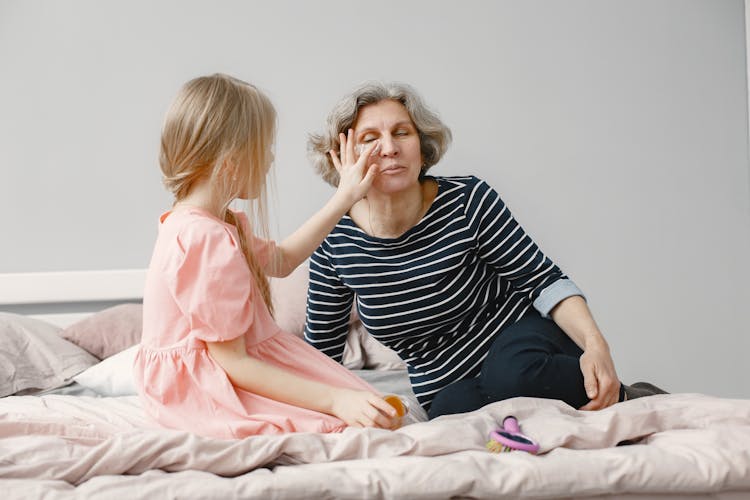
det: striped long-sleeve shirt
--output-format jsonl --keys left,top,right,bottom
{"left": 304, "top": 175, "right": 583, "bottom": 409}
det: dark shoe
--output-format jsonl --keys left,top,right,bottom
{"left": 631, "top": 382, "right": 669, "bottom": 394}
{"left": 623, "top": 381, "right": 669, "bottom": 400}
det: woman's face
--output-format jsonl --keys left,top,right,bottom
{"left": 352, "top": 99, "right": 422, "bottom": 194}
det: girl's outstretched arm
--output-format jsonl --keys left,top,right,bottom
{"left": 265, "top": 132, "right": 379, "bottom": 277}
{"left": 206, "top": 334, "right": 399, "bottom": 428}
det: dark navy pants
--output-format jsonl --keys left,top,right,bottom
{"left": 427, "top": 310, "right": 621, "bottom": 419}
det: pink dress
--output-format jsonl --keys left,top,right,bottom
{"left": 133, "top": 207, "right": 377, "bottom": 439}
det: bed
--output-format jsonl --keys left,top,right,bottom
{"left": 1, "top": 266, "right": 749, "bottom": 499}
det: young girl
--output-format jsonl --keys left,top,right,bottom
{"left": 133, "top": 74, "right": 398, "bottom": 439}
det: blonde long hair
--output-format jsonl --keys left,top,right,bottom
{"left": 159, "top": 73, "right": 275, "bottom": 314}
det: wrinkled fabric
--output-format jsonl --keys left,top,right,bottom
{"left": 1, "top": 393, "right": 749, "bottom": 499}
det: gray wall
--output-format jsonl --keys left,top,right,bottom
{"left": 1, "top": 0, "right": 749, "bottom": 398}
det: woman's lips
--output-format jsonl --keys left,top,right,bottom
{"left": 380, "top": 165, "right": 406, "bottom": 174}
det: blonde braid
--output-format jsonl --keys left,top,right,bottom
{"left": 224, "top": 211, "right": 274, "bottom": 317}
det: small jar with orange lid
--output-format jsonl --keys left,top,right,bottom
{"left": 383, "top": 394, "right": 409, "bottom": 428}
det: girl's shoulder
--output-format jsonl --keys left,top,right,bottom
{"left": 160, "top": 208, "right": 240, "bottom": 252}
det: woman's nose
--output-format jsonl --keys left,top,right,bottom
{"left": 378, "top": 135, "right": 398, "bottom": 156}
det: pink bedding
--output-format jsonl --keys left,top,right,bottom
{"left": 2, "top": 392, "right": 749, "bottom": 499}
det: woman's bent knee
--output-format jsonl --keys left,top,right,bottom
{"left": 427, "top": 378, "right": 486, "bottom": 419}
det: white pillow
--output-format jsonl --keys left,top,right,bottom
{"left": 73, "top": 345, "right": 138, "bottom": 396}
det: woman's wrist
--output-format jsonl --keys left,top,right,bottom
{"left": 583, "top": 332, "right": 609, "bottom": 352}
{"left": 331, "top": 185, "right": 359, "bottom": 209}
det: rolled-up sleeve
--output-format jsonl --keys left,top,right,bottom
{"left": 532, "top": 278, "right": 585, "bottom": 318}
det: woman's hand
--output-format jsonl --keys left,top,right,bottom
{"left": 330, "top": 387, "right": 401, "bottom": 429}
{"left": 329, "top": 129, "right": 380, "bottom": 204}
{"left": 578, "top": 341, "right": 621, "bottom": 410}
{"left": 548, "top": 295, "right": 621, "bottom": 411}
{"left": 265, "top": 129, "right": 382, "bottom": 277}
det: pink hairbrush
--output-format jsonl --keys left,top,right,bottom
{"left": 486, "top": 416, "right": 540, "bottom": 454}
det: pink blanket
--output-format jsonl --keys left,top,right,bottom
{"left": 2, "top": 392, "right": 749, "bottom": 499}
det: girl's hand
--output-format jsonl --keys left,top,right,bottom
{"left": 329, "top": 129, "right": 380, "bottom": 204}
{"left": 578, "top": 343, "right": 621, "bottom": 410}
{"left": 330, "top": 388, "right": 401, "bottom": 429}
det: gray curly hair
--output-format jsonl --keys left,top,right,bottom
{"left": 308, "top": 82, "right": 452, "bottom": 187}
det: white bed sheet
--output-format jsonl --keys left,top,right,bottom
{"left": 2, "top": 370, "right": 750, "bottom": 499}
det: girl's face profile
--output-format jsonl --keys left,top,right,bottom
{"left": 234, "top": 138, "right": 273, "bottom": 200}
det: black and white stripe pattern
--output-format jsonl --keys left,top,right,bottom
{"left": 305, "top": 176, "right": 569, "bottom": 409}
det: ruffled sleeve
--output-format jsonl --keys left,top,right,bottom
{"left": 167, "top": 219, "right": 254, "bottom": 343}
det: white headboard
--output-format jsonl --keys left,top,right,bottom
{"left": 0, "top": 269, "right": 146, "bottom": 327}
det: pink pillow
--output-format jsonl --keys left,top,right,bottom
{"left": 271, "top": 261, "right": 358, "bottom": 336}
{"left": 344, "top": 323, "right": 406, "bottom": 370}
{"left": 269, "top": 263, "right": 310, "bottom": 336}
{"left": 59, "top": 303, "right": 142, "bottom": 360}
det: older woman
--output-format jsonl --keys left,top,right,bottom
{"left": 304, "top": 82, "right": 665, "bottom": 418}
